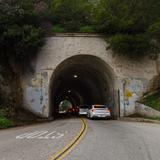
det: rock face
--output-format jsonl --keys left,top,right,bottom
{"left": 147, "top": 55, "right": 160, "bottom": 92}
{"left": 22, "top": 34, "right": 158, "bottom": 118}
{"left": 0, "top": 66, "right": 11, "bottom": 105}
{"left": 157, "top": 54, "right": 160, "bottom": 74}
{"left": 147, "top": 75, "right": 160, "bottom": 92}
{"left": 0, "top": 65, "right": 23, "bottom": 112}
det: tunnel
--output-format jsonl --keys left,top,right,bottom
{"left": 49, "top": 55, "right": 118, "bottom": 118}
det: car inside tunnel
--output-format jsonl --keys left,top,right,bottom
{"left": 49, "top": 55, "right": 118, "bottom": 118}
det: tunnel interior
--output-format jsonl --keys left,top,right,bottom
{"left": 49, "top": 55, "right": 117, "bottom": 118}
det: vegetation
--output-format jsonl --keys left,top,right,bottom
{"left": 0, "top": 0, "right": 44, "bottom": 72}
{"left": 0, "top": 115, "right": 13, "bottom": 128}
{"left": 142, "top": 91, "right": 160, "bottom": 111}
{"left": 147, "top": 116, "right": 160, "bottom": 121}
{"left": 50, "top": 0, "right": 94, "bottom": 32}
{"left": 44, "top": 0, "right": 160, "bottom": 58}
{"left": 52, "top": 25, "right": 66, "bottom": 33}
{"left": 0, "top": 0, "right": 44, "bottom": 123}
{"left": 128, "top": 113, "right": 160, "bottom": 121}
{"left": 0, "top": 0, "right": 160, "bottom": 128}
{"left": 1, "top": 0, "right": 160, "bottom": 61}
{"left": 79, "top": 26, "right": 95, "bottom": 33}
{"left": 0, "top": 110, "right": 13, "bottom": 128}
{"left": 94, "top": 0, "right": 160, "bottom": 58}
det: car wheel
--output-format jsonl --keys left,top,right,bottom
{"left": 87, "top": 113, "right": 90, "bottom": 119}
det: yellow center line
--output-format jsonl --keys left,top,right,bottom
{"left": 49, "top": 118, "right": 88, "bottom": 160}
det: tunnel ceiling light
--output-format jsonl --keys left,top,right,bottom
{"left": 68, "top": 90, "right": 71, "bottom": 93}
{"left": 74, "top": 74, "right": 78, "bottom": 78}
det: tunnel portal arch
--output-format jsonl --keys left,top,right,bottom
{"left": 49, "top": 55, "right": 119, "bottom": 118}
{"left": 23, "top": 35, "right": 157, "bottom": 118}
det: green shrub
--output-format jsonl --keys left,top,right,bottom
{"left": 50, "top": 0, "right": 94, "bottom": 32}
{"left": 52, "top": 25, "right": 65, "bottom": 33}
{"left": 79, "top": 26, "right": 95, "bottom": 33}
{"left": 0, "top": 0, "right": 44, "bottom": 72}
{"left": 142, "top": 91, "right": 160, "bottom": 111}
{"left": 109, "top": 34, "right": 150, "bottom": 58}
{"left": 0, "top": 115, "right": 13, "bottom": 128}
{"left": 94, "top": 0, "right": 160, "bottom": 58}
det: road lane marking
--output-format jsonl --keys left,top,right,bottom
{"left": 16, "top": 131, "right": 43, "bottom": 139}
{"left": 55, "top": 132, "right": 64, "bottom": 139}
{"left": 28, "top": 131, "right": 49, "bottom": 139}
{"left": 49, "top": 118, "right": 88, "bottom": 160}
{"left": 38, "top": 131, "right": 56, "bottom": 139}
{"left": 16, "top": 131, "right": 67, "bottom": 139}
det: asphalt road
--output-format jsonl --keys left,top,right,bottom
{"left": 0, "top": 118, "right": 160, "bottom": 160}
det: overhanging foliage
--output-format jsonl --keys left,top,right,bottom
{"left": 94, "top": 0, "right": 160, "bottom": 58}
{"left": 0, "top": 0, "right": 44, "bottom": 73}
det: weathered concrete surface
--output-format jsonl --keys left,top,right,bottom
{"left": 0, "top": 118, "right": 82, "bottom": 160}
{"left": 136, "top": 102, "right": 160, "bottom": 117}
{"left": 147, "top": 75, "right": 160, "bottom": 91}
{"left": 1, "top": 118, "right": 160, "bottom": 160}
{"left": 64, "top": 119, "right": 160, "bottom": 160}
{"left": 22, "top": 34, "right": 158, "bottom": 118}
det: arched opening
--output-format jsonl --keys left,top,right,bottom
{"left": 49, "top": 55, "right": 118, "bottom": 119}
{"left": 59, "top": 100, "right": 73, "bottom": 113}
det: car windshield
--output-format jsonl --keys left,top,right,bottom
{"left": 79, "top": 106, "right": 88, "bottom": 109}
{"left": 79, "top": 105, "right": 89, "bottom": 109}
{"left": 94, "top": 105, "right": 107, "bottom": 108}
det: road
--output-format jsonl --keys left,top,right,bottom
{"left": 0, "top": 118, "right": 160, "bottom": 160}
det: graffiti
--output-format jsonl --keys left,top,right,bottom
{"left": 120, "top": 78, "right": 147, "bottom": 116}
{"left": 125, "top": 89, "right": 133, "bottom": 98}
{"left": 122, "top": 78, "right": 144, "bottom": 98}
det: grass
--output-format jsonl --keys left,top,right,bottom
{"left": 52, "top": 25, "right": 66, "bottom": 33}
{"left": 0, "top": 114, "right": 13, "bottom": 128}
{"left": 0, "top": 108, "right": 13, "bottom": 128}
{"left": 142, "top": 91, "right": 160, "bottom": 111}
{"left": 148, "top": 116, "right": 160, "bottom": 121}
{"left": 0, "top": 106, "right": 47, "bottom": 129}
{"left": 79, "top": 26, "right": 95, "bottom": 33}
{"left": 52, "top": 25, "right": 96, "bottom": 33}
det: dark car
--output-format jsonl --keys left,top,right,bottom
{"left": 67, "top": 106, "right": 79, "bottom": 115}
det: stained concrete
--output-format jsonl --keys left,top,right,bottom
{"left": 22, "top": 34, "right": 158, "bottom": 118}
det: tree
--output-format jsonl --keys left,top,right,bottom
{"left": 94, "top": 0, "right": 160, "bottom": 58}
{"left": 50, "top": 0, "right": 94, "bottom": 31}
{"left": 0, "top": 0, "right": 44, "bottom": 72}
{"left": 0, "top": 0, "right": 45, "bottom": 111}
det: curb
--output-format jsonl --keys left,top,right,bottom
{"left": 118, "top": 117, "right": 160, "bottom": 124}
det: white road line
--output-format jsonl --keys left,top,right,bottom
{"left": 39, "top": 131, "right": 56, "bottom": 139}
{"left": 27, "top": 131, "right": 49, "bottom": 139}
{"left": 16, "top": 131, "right": 67, "bottom": 139}
{"left": 25, "top": 131, "right": 46, "bottom": 139}
{"left": 55, "top": 132, "right": 64, "bottom": 139}
{"left": 16, "top": 131, "right": 43, "bottom": 139}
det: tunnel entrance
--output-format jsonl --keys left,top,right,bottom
{"left": 59, "top": 100, "right": 73, "bottom": 113}
{"left": 49, "top": 55, "right": 118, "bottom": 118}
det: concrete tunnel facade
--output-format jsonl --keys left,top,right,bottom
{"left": 22, "top": 34, "right": 158, "bottom": 118}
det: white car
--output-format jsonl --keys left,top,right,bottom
{"left": 87, "top": 105, "right": 111, "bottom": 119}
{"left": 79, "top": 105, "right": 89, "bottom": 115}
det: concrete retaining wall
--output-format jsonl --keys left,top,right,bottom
{"left": 136, "top": 102, "right": 160, "bottom": 117}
